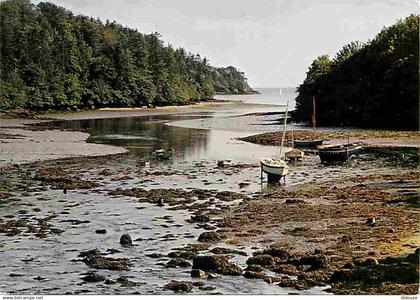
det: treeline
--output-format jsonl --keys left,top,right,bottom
{"left": 295, "top": 15, "right": 419, "bottom": 130}
{"left": 0, "top": 0, "right": 253, "bottom": 110}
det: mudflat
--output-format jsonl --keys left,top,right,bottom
{"left": 0, "top": 104, "right": 418, "bottom": 295}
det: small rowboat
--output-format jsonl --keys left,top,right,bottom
{"left": 153, "top": 148, "right": 174, "bottom": 160}
{"left": 317, "top": 143, "right": 362, "bottom": 163}
{"left": 285, "top": 148, "right": 304, "bottom": 161}
{"left": 294, "top": 139, "right": 323, "bottom": 148}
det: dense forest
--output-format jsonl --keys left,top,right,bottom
{"left": 295, "top": 15, "right": 419, "bottom": 130}
{"left": 0, "top": 0, "right": 254, "bottom": 111}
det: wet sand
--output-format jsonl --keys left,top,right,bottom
{"left": 0, "top": 101, "right": 279, "bottom": 166}
{"left": 0, "top": 118, "right": 127, "bottom": 167}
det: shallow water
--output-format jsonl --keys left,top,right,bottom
{"left": 1, "top": 104, "right": 415, "bottom": 295}
{"left": 214, "top": 87, "right": 297, "bottom": 107}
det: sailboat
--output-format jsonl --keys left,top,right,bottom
{"left": 285, "top": 120, "right": 304, "bottom": 161}
{"left": 260, "top": 102, "right": 290, "bottom": 183}
{"left": 278, "top": 88, "right": 283, "bottom": 96}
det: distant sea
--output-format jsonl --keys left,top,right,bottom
{"left": 214, "top": 87, "right": 298, "bottom": 108}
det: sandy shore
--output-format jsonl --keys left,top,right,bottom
{"left": 0, "top": 101, "right": 273, "bottom": 167}
{"left": 0, "top": 117, "right": 128, "bottom": 167}
{"left": 44, "top": 101, "right": 276, "bottom": 121}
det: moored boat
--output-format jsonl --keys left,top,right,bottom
{"left": 260, "top": 157, "right": 290, "bottom": 182}
{"left": 153, "top": 148, "right": 174, "bottom": 160}
{"left": 260, "top": 102, "right": 290, "bottom": 183}
{"left": 317, "top": 143, "right": 362, "bottom": 163}
{"left": 285, "top": 148, "right": 304, "bottom": 161}
{"left": 294, "top": 139, "right": 323, "bottom": 148}
{"left": 285, "top": 121, "right": 304, "bottom": 161}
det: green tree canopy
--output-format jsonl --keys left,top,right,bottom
{"left": 295, "top": 15, "right": 419, "bottom": 130}
{"left": 0, "top": 0, "right": 252, "bottom": 110}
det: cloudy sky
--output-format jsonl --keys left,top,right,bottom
{"left": 32, "top": 0, "right": 418, "bottom": 88}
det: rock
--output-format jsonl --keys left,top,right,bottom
{"left": 217, "top": 160, "right": 225, "bottom": 168}
{"left": 244, "top": 264, "right": 264, "bottom": 272}
{"left": 272, "top": 264, "right": 299, "bottom": 276}
{"left": 50, "top": 228, "right": 65, "bottom": 234}
{"left": 79, "top": 249, "right": 131, "bottom": 271}
{"left": 243, "top": 271, "right": 267, "bottom": 279}
{"left": 203, "top": 224, "right": 217, "bottom": 230}
{"left": 116, "top": 276, "right": 139, "bottom": 287}
{"left": 15, "top": 219, "right": 27, "bottom": 227}
{"left": 190, "top": 215, "right": 210, "bottom": 223}
{"left": 164, "top": 280, "right": 197, "bottom": 293}
{"left": 341, "top": 262, "right": 355, "bottom": 269}
{"left": 366, "top": 217, "right": 375, "bottom": 226}
{"left": 197, "top": 231, "right": 223, "bottom": 243}
{"left": 95, "top": 229, "right": 107, "bottom": 234}
{"left": 207, "top": 273, "right": 219, "bottom": 279}
{"left": 104, "top": 279, "right": 117, "bottom": 285}
{"left": 146, "top": 253, "right": 164, "bottom": 258}
{"left": 167, "top": 250, "right": 197, "bottom": 260}
{"left": 363, "top": 258, "right": 379, "bottom": 266}
{"left": 107, "top": 248, "right": 121, "bottom": 254}
{"left": 78, "top": 249, "right": 102, "bottom": 257}
{"left": 192, "top": 255, "right": 242, "bottom": 275}
{"left": 191, "top": 269, "right": 206, "bottom": 278}
{"left": 210, "top": 247, "right": 247, "bottom": 256}
{"left": 199, "top": 286, "right": 216, "bottom": 291}
{"left": 238, "top": 182, "right": 250, "bottom": 188}
{"left": 295, "top": 254, "right": 328, "bottom": 270}
{"left": 33, "top": 276, "right": 46, "bottom": 281}
{"left": 285, "top": 199, "right": 306, "bottom": 204}
{"left": 246, "top": 254, "right": 275, "bottom": 267}
{"left": 99, "top": 169, "right": 113, "bottom": 176}
{"left": 119, "top": 234, "right": 133, "bottom": 246}
{"left": 165, "top": 258, "right": 192, "bottom": 268}
{"left": 81, "top": 271, "right": 106, "bottom": 283}
{"left": 259, "top": 245, "right": 291, "bottom": 260}
{"left": 276, "top": 277, "right": 301, "bottom": 288}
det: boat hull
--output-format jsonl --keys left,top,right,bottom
{"left": 318, "top": 145, "right": 362, "bottom": 163}
{"left": 260, "top": 159, "right": 290, "bottom": 182}
{"left": 285, "top": 149, "right": 304, "bottom": 161}
{"left": 294, "top": 139, "right": 323, "bottom": 148}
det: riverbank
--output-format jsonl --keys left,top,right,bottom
{"left": 241, "top": 129, "right": 420, "bottom": 148}
{"left": 0, "top": 118, "right": 128, "bottom": 167}
{"left": 0, "top": 101, "right": 277, "bottom": 167}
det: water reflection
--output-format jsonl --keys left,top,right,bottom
{"left": 52, "top": 113, "right": 282, "bottom": 164}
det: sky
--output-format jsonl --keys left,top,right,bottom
{"left": 31, "top": 0, "right": 418, "bottom": 88}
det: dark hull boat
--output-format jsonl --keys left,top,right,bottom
{"left": 294, "top": 139, "right": 323, "bottom": 148}
{"left": 318, "top": 143, "right": 362, "bottom": 163}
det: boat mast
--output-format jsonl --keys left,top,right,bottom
{"left": 279, "top": 101, "right": 289, "bottom": 158}
{"left": 291, "top": 119, "right": 294, "bottom": 149}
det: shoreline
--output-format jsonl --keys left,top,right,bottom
{"left": 240, "top": 129, "right": 420, "bottom": 149}
{"left": 1, "top": 102, "right": 419, "bottom": 167}
{"left": 0, "top": 102, "right": 418, "bottom": 295}
{"left": 0, "top": 100, "right": 281, "bottom": 167}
